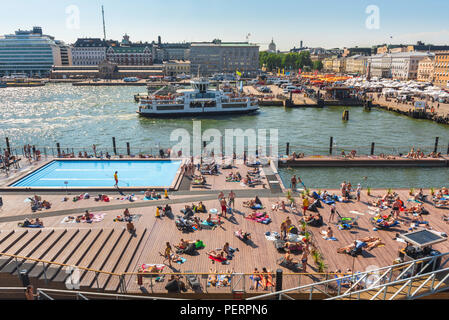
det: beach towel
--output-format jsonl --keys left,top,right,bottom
{"left": 368, "top": 206, "right": 381, "bottom": 212}
{"left": 265, "top": 231, "right": 280, "bottom": 241}
{"left": 323, "top": 199, "right": 335, "bottom": 205}
{"left": 175, "top": 257, "right": 186, "bottom": 264}
{"left": 143, "top": 196, "right": 158, "bottom": 201}
{"left": 350, "top": 210, "right": 365, "bottom": 216}
{"left": 61, "top": 216, "right": 77, "bottom": 224}
{"left": 286, "top": 233, "right": 305, "bottom": 243}
{"left": 82, "top": 213, "right": 105, "bottom": 223}
{"left": 250, "top": 204, "right": 263, "bottom": 210}
{"left": 208, "top": 255, "right": 227, "bottom": 263}
{"left": 138, "top": 264, "right": 165, "bottom": 282}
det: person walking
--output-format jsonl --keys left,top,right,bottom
{"left": 114, "top": 171, "right": 119, "bottom": 186}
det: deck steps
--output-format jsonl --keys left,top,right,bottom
{"left": 1, "top": 230, "right": 55, "bottom": 274}
{"left": 27, "top": 229, "right": 78, "bottom": 278}
{"left": 0, "top": 230, "right": 29, "bottom": 254}
{"left": 18, "top": 230, "right": 68, "bottom": 276}
{"left": 52, "top": 229, "right": 104, "bottom": 283}
{"left": 102, "top": 228, "right": 148, "bottom": 292}
{"left": 39, "top": 229, "right": 92, "bottom": 281}
{"left": 78, "top": 228, "right": 125, "bottom": 287}
{"left": 0, "top": 231, "right": 41, "bottom": 270}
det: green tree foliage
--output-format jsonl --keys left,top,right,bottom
{"left": 259, "top": 51, "right": 313, "bottom": 72}
{"left": 313, "top": 60, "right": 323, "bottom": 71}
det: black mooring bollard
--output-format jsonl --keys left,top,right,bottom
{"left": 56, "top": 143, "right": 61, "bottom": 158}
{"left": 5, "top": 137, "right": 11, "bottom": 154}
{"left": 329, "top": 137, "right": 333, "bottom": 155}
{"left": 127, "top": 142, "right": 130, "bottom": 156}
{"left": 286, "top": 142, "right": 290, "bottom": 156}
{"left": 371, "top": 142, "right": 375, "bottom": 156}
{"left": 112, "top": 137, "right": 117, "bottom": 155}
{"left": 434, "top": 137, "right": 439, "bottom": 153}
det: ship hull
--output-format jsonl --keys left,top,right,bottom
{"left": 137, "top": 108, "right": 259, "bottom": 118}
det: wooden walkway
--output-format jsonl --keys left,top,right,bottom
{"left": 0, "top": 188, "right": 448, "bottom": 295}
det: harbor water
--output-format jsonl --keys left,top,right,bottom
{"left": 1, "top": 83, "right": 448, "bottom": 188}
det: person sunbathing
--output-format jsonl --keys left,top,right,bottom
{"left": 284, "top": 241, "right": 303, "bottom": 253}
{"left": 207, "top": 250, "right": 226, "bottom": 261}
{"left": 321, "top": 226, "right": 334, "bottom": 239}
{"left": 235, "top": 229, "right": 251, "bottom": 241}
{"left": 208, "top": 268, "right": 218, "bottom": 286}
{"left": 42, "top": 200, "right": 51, "bottom": 209}
{"left": 284, "top": 252, "right": 300, "bottom": 265}
{"left": 175, "top": 239, "right": 193, "bottom": 250}
{"left": 337, "top": 237, "right": 382, "bottom": 254}
{"left": 144, "top": 189, "right": 151, "bottom": 198}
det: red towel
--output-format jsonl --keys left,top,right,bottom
{"left": 209, "top": 255, "right": 226, "bottom": 262}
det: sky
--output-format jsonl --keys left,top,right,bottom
{"left": 0, "top": 0, "right": 448, "bottom": 50}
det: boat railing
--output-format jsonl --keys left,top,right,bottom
{"left": 140, "top": 99, "right": 184, "bottom": 105}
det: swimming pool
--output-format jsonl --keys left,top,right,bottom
{"left": 11, "top": 160, "right": 182, "bottom": 188}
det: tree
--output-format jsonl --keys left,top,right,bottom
{"left": 313, "top": 60, "right": 323, "bottom": 71}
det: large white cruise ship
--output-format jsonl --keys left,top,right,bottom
{"left": 137, "top": 78, "right": 259, "bottom": 117}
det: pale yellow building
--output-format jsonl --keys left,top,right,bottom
{"left": 345, "top": 55, "right": 367, "bottom": 75}
{"left": 332, "top": 57, "right": 346, "bottom": 74}
{"left": 163, "top": 60, "right": 191, "bottom": 76}
{"left": 322, "top": 58, "right": 334, "bottom": 72}
{"left": 417, "top": 56, "right": 435, "bottom": 82}
{"left": 434, "top": 51, "right": 449, "bottom": 88}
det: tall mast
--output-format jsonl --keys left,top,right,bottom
{"left": 102, "top": 5, "right": 107, "bottom": 41}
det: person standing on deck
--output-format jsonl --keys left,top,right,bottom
{"left": 301, "top": 245, "right": 310, "bottom": 273}
{"left": 302, "top": 195, "right": 309, "bottom": 216}
{"left": 329, "top": 203, "right": 336, "bottom": 223}
{"left": 291, "top": 175, "right": 297, "bottom": 191}
{"left": 114, "top": 171, "right": 118, "bottom": 186}
{"left": 228, "top": 190, "right": 236, "bottom": 209}
{"left": 356, "top": 184, "right": 362, "bottom": 202}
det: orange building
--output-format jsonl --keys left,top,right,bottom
{"left": 434, "top": 51, "right": 449, "bottom": 88}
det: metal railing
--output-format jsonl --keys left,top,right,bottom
{"left": 247, "top": 251, "right": 449, "bottom": 300}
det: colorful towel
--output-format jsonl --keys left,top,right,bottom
{"left": 265, "top": 231, "right": 280, "bottom": 241}
{"left": 175, "top": 257, "right": 186, "bottom": 264}
{"left": 209, "top": 255, "right": 227, "bottom": 263}
{"left": 61, "top": 216, "right": 77, "bottom": 224}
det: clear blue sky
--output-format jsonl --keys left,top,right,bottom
{"left": 1, "top": 0, "right": 448, "bottom": 50}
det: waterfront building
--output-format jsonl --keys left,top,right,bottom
{"left": 163, "top": 60, "right": 191, "bottom": 77}
{"left": 50, "top": 63, "right": 164, "bottom": 79}
{"left": 71, "top": 38, "right": 107, "bottom": 66}
{"left": 322, "top": 57, "right": 335, "bottom": 72}
{"left": 106, "top": 46, "right": 152, "bottom": 65}
{"left": 154, "top": 43, "right": 190, "bottom": 63}
{"left": 0, "top": 27, "right": 61, "bottom": 77}
{"left": 417, "top": 56, "right": 435, "bottom": 82}
{"left": 342, "top": 47, "right": 372, "bottom": 57}
{"left": 390, "top": 52, "right": 431, "bottom": 80}
{"left": 367, "top": 54, "right": 392, "bottom": 78}
{"left": 331, "top": 57, "right": 346, "bottom": 74}
{"left": 345, "top": 55, "right": 368, "bottom": 75}
{"left": 434, "top": 51, "right": 449, "bottom": 88}
{"left": 190, "top": 40, "right": 259, "bottom": 76}
{"left": 55, "top": 40, "right": 72, "bottom": 66}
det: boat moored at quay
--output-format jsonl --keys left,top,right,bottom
{"left": 137, "top": 78, "right": 259, "bottom": 117}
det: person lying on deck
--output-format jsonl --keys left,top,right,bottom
{"left": 235, "top": 229, "right": 251, "bottom": 241}
{"left": 284, "top": 252, "right": 300, "bottom": 265}
{"left": 284, "top": 241, "right": 303, "bottom": 253}
{"left": 337, "top": 237, "right": 384, "bottom": 254}
{"left": 207, "top": 250, "right": 226, "bottom": 261}
{"left": 175, "top": 239, "right": 194, "bottom": 250}
{"left": 192, "top": 201, "right": 207, "bottom": 213}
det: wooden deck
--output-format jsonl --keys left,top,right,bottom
{"left": 0, "top": 186, "right": 449, "bottom": 295}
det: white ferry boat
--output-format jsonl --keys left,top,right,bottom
{"left": 137, "top": 78, "right": 259, "bottom": 117}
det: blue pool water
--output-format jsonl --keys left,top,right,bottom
{"left": 11, "top": 160, "right": 182, "bottom": 188}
